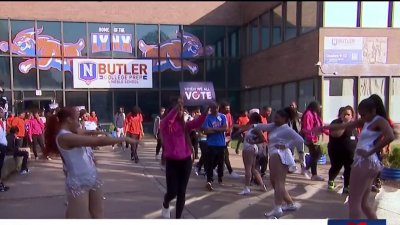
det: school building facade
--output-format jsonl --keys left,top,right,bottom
{"left": 0, "top": 1, "right": 399, "bottom": 126}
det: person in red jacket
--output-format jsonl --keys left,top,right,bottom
{"left": 124, "top": 106, "right": 144, "bottom": 163}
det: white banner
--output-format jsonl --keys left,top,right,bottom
{"left": 72, "top": 59, "right": 152, "bottom": 88}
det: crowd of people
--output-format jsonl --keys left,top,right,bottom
{"left": 0, "top": 93, "right": 396, "bottom": 220}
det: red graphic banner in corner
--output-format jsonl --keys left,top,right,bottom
{"left": 179, "top": 82, "right": 215, "bottom": 106}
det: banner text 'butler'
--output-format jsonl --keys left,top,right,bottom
{"left": 73, "top": 59, "right": 152, "bottom": 88}
{"left": 179, "top": 82, "right": 215, "bottom": 106}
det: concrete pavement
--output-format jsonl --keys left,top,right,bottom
{"left": 0, "top": 140, "right": 398, "bottom": 223}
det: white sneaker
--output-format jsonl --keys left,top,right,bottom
{"left": 264, "top": 207, "right": 283, "bottom": 218}
{"left": 282, "top": 202, "right": 301, "bottom": 211}
{"left": 230, "top": 171, "right": 240, "bottom": 178}
{"left": 301, "top": 168, "right": 311, "bottom": 179}
{"left": 311, "top": 175, "right": 325, "bottom": 181}
{"left": 161, "top": 205, "right": 171, "bottom": 219}
{"left": 238, "top": 187, "right": 251, "bottom": 195}
{"left": 288, "top": 165, "right": 297, "bottom": 173}
{"left": 260, "top": 184, "right": 267, "bottom": 192}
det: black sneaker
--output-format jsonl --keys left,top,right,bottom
{"left": 0, "top": 183, "right": 10, "bottom": 192}
{"left": 342, "top": 187, "right": 350, "bottom": 195}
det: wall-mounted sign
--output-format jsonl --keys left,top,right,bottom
{"left": 179, "top": 82, "right": 215, "bottom": 106}
{"left": 324, "top": 37, "right": 387, "bottom": 65}
{"left": 72, "top": 59, "right": 152, "bottom": 88}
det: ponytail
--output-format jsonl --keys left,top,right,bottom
{"left": 43, "top": 115, "right": 61, "bottom": 157}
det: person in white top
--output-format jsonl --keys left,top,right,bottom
{"left": 238, "top": 112, "right": 267, "bottom": 195}
{"left": 240, "top": 107, "right": 303, "bottom": 218}
{"left": 314, "top": 94, "right": 395, "bottom": 219}
{"left": 0, "top": 111, "right": 9, "bottom": 192}
{"left": 43, "top": 107, "right": 140, "bottom": 219}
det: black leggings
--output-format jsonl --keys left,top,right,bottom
{"left": 32, "top": 134, "right": 45, "bottom": 158}
{"left": 14, "top": 151, "right": 29, "bottom": 171}
{"left": 224, "top": 143, "right": 233, "bottom": 174}
{"left": 156, "top": 136, "right": 162, "bottom": 156}
{"left": 306, "top": 144, "right": 322, "bottom": 176}
{"left": 190, "top": 133, "right": 199, "bottom": 159}
{"left": 197, "top": 141, "right": 208, "bottom": 172}
{"left": 126, "top": 133, "right": 139, "bottom": 160}
{"left": 206, "top": 146, "right": 225, "bottom": 183}
{"left": 0, "top": 145, "right": 6, "bottom": 179}
{"left": 328, "top": 146, "right": 354, "bottom": 188}
{"left": 163, "top": 156, "right": 192, "bottom": 219}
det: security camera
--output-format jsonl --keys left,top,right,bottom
{"left": 315, "top": 61, "right": 322, "bottom": 67}
{"left": 333, "top": 72, "right": 338, "bottom": 75}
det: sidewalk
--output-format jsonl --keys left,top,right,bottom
{"left": 0, "top": 140, "right": 398, "bottom": 223}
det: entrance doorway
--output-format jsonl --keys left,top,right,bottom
{"left": 15, "top": 98, "right": 53, "bottom": 113}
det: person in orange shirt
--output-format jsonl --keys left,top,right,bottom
{"left": 234, "top": 110, "right": 249, "bottom": 154}
{"left": 89, "top": 111, "right": 99, "bottom": 126}
{"left": 6, "top": 112, "right": 15, "bottom": 133}
{"left": 11, "top": 112, "right": 26, "bottom": 148}
{"left": 124, "top": 106, "right": 144, "bottom": 163}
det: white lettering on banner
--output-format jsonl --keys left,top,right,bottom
{"left": 72, "top": 59, "right": 153, "bottom": 89}
{"left": 98, "top": 27, "right": 109, "bottom": 32}
{"left": 83, "top": 64, "right": 95, "bottom": 78}
{"left": 185, "top": 91, "right": 213, "bottom": 100}
{"left": 99, "top": 35, "right": 109, "bottom": 44}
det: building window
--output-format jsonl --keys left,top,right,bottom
{"left": 183, "top": 59, "right": 204, "bottom": 82}
{"left": 114, "top": 91, "right": 137, "bottom": 114}
{"left": 272, "top": 5, "right": 283, "bottom": 46}
{"left": 39, "top": 59, "right": 63, "bottom": 90}
{"left": 390, "top": 77, "right": 400, "bottom": 123}
{"left": 260, "top": 87, "right": 270, "bottom": 108}
{"left": 88, "top": 23, "right": 112, "bottom": 58}
{"left": 137, "top": 91, "right": 159, "bottom": 123}
{"left": 227, "top": 59, "right": 240, "bottom": 89}
{"left": 271, "top": 84, "right": 282, "bottom": 112}
{"left": 393, "top": 2, "right": 400, "bottom": 27}
{"left": 227, "top": 27, "right": 240, "bottom": 58}
{"left": 37, "top": 21, "right": 62, "bottom": 58}
{"left": 160, "top": 90, "right": 180, "bottom": 108}
{"left": 66, "top": 91, "right": 88, "bottom": 109}
{"left": 298, "top": 79, "right": 315, "bottom": 112}
{"left": 0, "top": 57, "right": 11, "bottom": 89}
{"left": 283, "top": 82, "right": 297, "bottom": 107}
{"left": 160, "top": 60, "right": 181, "bottom": 88}
{"left": 250, "top": 89, "right": 260, "bottom": 109}
{"left": 90, "top": 91, "right": 113, "bottom": 123}
{"left": 242, "top": 90, "right": 251, "bottom": 111}
{"left": 12, "top": 57, "right": 37, "bottom": 89}
{"left": 250, "top": 19, "right": 259, "bottom": 54}
{"left": 160, "top": 25, "right": 181, "bottom": 57}
{"left": 324, "top": 1, "right": 358, "bottom": 27}
{"left": 11, "top": 20, "right": 36, "bottom": 57}
{"left": 137, "top": 24, "right": 159, "bottom": 58}
{"left": 323, "top": 78, "right": 355, "bottom": 123}
{"left": 182, "top": 26, "right": 205, "bottom": 59}
{"left": 359, "top": 77, "right": 386, "bottom": 105}
{"left": 361, "top": 1, "right": 389, "bottom": 28}
{"left": 63, "top": 22, "right": 87, "bottom": 57}
{"left": 205, "top": 59, "right": 224, "bottom": 88}
{"left": 0, "top": 20, "right": 9, "bottom": 56}
{"left": 301, "top": 1, "right": 318, "bottom": 33}
{"left": 285, "top": 2, "right": 297, "bottom": 40}
{"left": 260, "top": 12, "right": 271, "bottom": 49}
{"left": 205, "top": 26, "right": 225, "bottom": 58}
{"left": 111, "top": 23, "right": 135, "bottom": 58}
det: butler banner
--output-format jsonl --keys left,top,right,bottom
{"left": 179, "top": 82, "right": 215, "bottom": 106}
{"left": 72, "top": 59, "right": 152, "bottom": 88}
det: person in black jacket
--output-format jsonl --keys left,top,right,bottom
{"left": 6, "top": 126, "right": 29, "bottom": 174}
{"left": 327, "top": 106, "right": 358, "bottom": 194}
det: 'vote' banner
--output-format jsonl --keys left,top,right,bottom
{"left": 179, "top": 82, "right": 215, "bottom": 106}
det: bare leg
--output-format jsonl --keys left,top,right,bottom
{"left": 242, "top": 148, "right": 253, "bottom": 186}
{"left": 88, "top": 187, "right": 104, "bottom": 219}
{"left": 349, "top": 161, "right": 377, "bottom": 219}
{"left": 66, "top": 192, "right": 90, "bottom": 219}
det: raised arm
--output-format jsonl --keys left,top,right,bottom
{"left": 160, "top": 106, "right": 178, "bottom": 130}
{"left": 58, "top": 132, "right": 139, "bottom": 149}
{"left": 186, "top": 107, "right": 208, "bottom": 131}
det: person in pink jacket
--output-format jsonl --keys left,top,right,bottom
{"left": 159, "top": 98, "right": 208, "bottom": 219}
{"left": 300, "top": 101, "right": 328, "bottom": 181}
{"left": 28, "top": 111, "right": 46, "bottom": 160}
